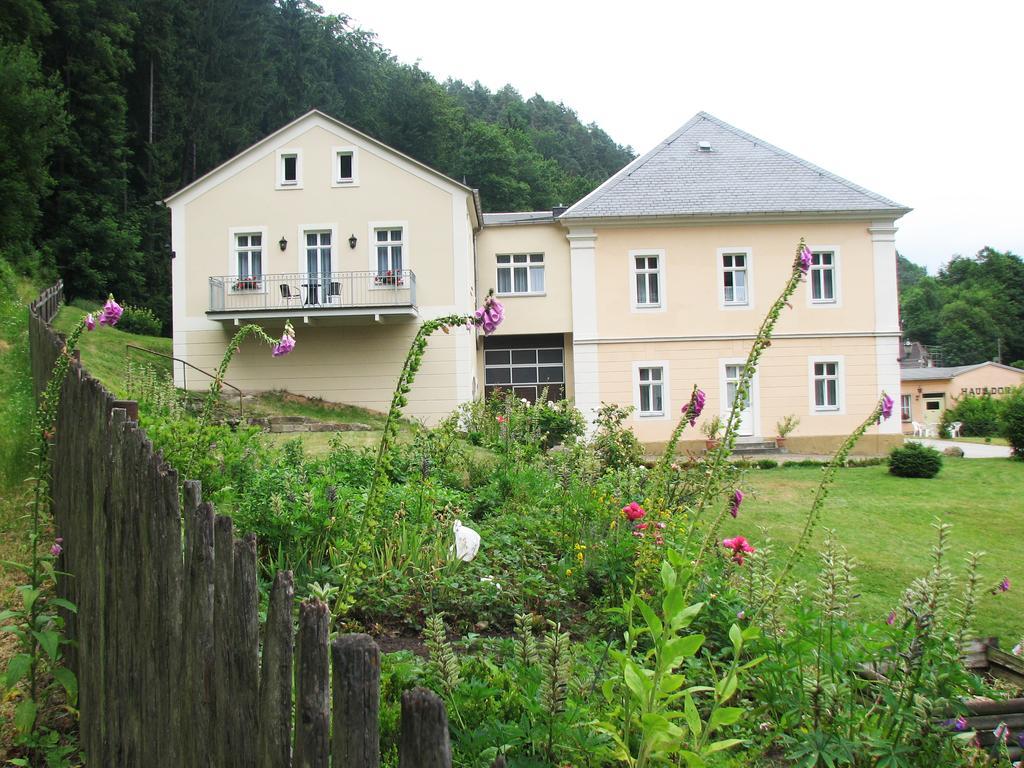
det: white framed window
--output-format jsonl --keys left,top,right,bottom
{"left": 331, "top": 145, "right": 359, "bottom": 187}
{"left": 809, "top": 357, "right": 843, "bottom": 413}
{"left": 373, "top": 226, "right": 404, "bottom": 285}
{"left": 900, "top": 394, "right": 912, "bottom": 422}
{"left": 276, "top": 148, "right": 303, "bottom": 189}
{"left": 633, "top": 361, "right": 670, "bottom": 418}
{"left": 496, "top": 253, "right": 544, "bottom": 295}
{"left": 719, "top": 249, "right": 751, "bottom": 307}
{"left": 227, "top": 226, "right": 267, "bottom": 291}
{"left": 808, "top": 248, "right": 839, "bottom": 304}
{"left": 630, "top": 249, "right": 665, "bottom": 311}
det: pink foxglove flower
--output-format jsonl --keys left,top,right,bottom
{"left": 954, "top": 716, "right": 968, "bottom": 731}
{"left": 51, "top": 541, "right": 62, "bottom": 557}
{"left": 886, "top": 611, "right": 896, "bottom": 626}
{"left": 682, "top": 387, "right": 706, "bottom": 427}
{"left": 880, "top": 392, "right": 894, "bottom": 420}
{"left": 98, "top": 295, "right": 123, "bottom": 326}
{"left": 721, "top": 535, "right": 756, "bottom": 565}
{"left": 85, "top": 313, "right": 95, "bottom": 331}
{"left": 730, "top": 489, "right": 743, "bottom": 518}
{"left": 473, "top": 291, "right": 504, "bottom": 336}
{"left": 995, "top": 577, "right": 1011, "bottom": 593}
{"left": 272, "top": 321, "right": 296, "bottom": 357}
{"left": 994, "top": 722, "right": 1009, "bottom": 742}
{"left": 622, "top": 502, "right": 645, "bottom": 521}
{"left": 799, "top": 245, "right": 813, "bottom": 273}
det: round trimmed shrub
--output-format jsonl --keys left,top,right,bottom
{"left": 888, "top": 441, "right": 943, "bottom": 478}
{"left": 1003, "top": 386, "right": 1024, "bottom": 458}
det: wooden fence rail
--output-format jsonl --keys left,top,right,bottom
{"left": 29, "top": 283, "right": 456, "bottom": 767}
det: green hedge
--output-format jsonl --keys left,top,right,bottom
{"left": 1003, "top": 386, "right": 1024, "bottom": 458}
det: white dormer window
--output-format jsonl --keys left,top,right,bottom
{"left": 276, "top": 148, "right": 303, "bottom": 189}
{"left": 332, "top": 146, "right": 359, "bottom": 187}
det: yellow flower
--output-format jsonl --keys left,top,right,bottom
{"left": 566, "top": 568, "right": 573, "bottom": 576}
{"left": 576, "top": 552, "right": 584, "bottom": 562}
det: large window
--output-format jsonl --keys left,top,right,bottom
{"left": 812, "top": 360, "right": 840, "bottom": 411}
{"left": 809, "top": 251, "right": 836, "bottom": 303}
{"left": 375, "top": 227, "right": 404, "bottom": 276}
{"left": 901, "top": 394, "right": 912, "bottom": 422}
{"left": 632, "top": 254, "right": 661, "bottom": 307}
{"left": 484, "top": 340, "right": 564, "bottom": 402}
{"left": 721, "top": 252, "right": 748, "bottom": 305}
{"left": 496, "top": 253, "right": 544, "bottom": 295}
{"left": 235, "top": 233, "right": 262, "bottom": 279}
{"left": 637, "top": 366, "right": 665, "bottom": 416}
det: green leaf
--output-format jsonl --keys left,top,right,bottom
{"left": 663, "top": 634, "right": 705, "bottom": 668}
{"left": 50, "top": 598, "right": 78, "bottom": 614}
{"left": 728, "top": 623, "right": 743, "bottom": 653}
{"left": 717, "top": 672, "right": 738, "bottom": 703}
{"left": 637, "top": 598, "right": 663, "bottom": 640}
{"left": 52, "top": 666, "right": 77, "bottom": 706}
{"left": 19, "top": 587, "right": 40, "bottom": 613}
{"left": 705, "top": 738, "right": 743, "bottom": 754}
{"left": 684, "top": 692, "right": 702, "bottom": 738}
{"left": 0, "top": 609, "right": 19, "bottom": 624}
{"left": 14, "top": 698, "right": 38, "bottom": 734}
{"left": 672, "top": 601, "right": 704, "bottom": 631}
{"left": 662, "top": 585, "right": 683, "bottom": 626}
{"left": 660, "top": 560, "right": 676, "bottom": 591}
{"left": 601, "top": 678, "right": 616, "bottom": 703}
{"left": 680, "top": 749, "right": 706, "bottom": 767}
{"left": 660, "top": 673, "right": 686, "bottom": 694}
{"left": 623, "top": 660, "right": 651, "bottom": 703}
{"left": 5, "top": 653, "right": 32, "bottom": 688}
{"left": 33, "top": 629, "right": 60, "bottom": 661}
{"left": 708, "top": 706, "right": 743, "bottom": 730}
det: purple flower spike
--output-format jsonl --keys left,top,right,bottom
{"left": 473, "top": 292, "right": 504, "bottom": 336}
{"left": 683, "top": 387, "right": 706, "bottom": 427}
{"left": 799, "top": 246, "right": 813, "bottom": 273}
{"left": 954, "top": 715, "right": 968, "bottom": 731}
{"left": 886, "top": 611, "right": 896, "bottom": 626}
{"left": 998, "top": 577, "right": 1011, "bottom": 593}
{"left": 272, "top": 321, "right": 296, "bottom": 357}
{"left": 85, "top": 313, "right": 95, "bottom": 331}
{"left": 51, "top": 541, "right": 62, "bottom": 557}
{"left": 730, "top": 488, "right": 743, "bottom": 518}
{"left": 98, "top": 295, "right": 123, "bottom": 326}
{"left": 880, "top": 392, "right": 894, "bottom": 420}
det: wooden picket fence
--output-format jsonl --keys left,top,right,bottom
{"left": 28, "top": 283, "right": 457, "bottom": 767}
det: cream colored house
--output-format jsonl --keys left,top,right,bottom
{"left": 900, "top": 362, "right": 1024, "bottom": 433}
{"left": 169, "top": 110, "right": 910, "bottom": 453}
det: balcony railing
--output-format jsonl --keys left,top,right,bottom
{"left": 208, "top": 270, "right": 416, "bottom": 313}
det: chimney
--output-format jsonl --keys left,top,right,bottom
{"left": 551, "top": 205, "right": 568, "bottom": 218}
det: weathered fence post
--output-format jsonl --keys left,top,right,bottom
{"left": 213, "top": 514, "right": 235, "bottom": 766}
{"left": 332, "top": 634, "right": 381, "bottom": 767}
{"left": 399, "top": 688, "right": 452, "bottom": 768}
{"left": 294, "top": 599, "right": 330, "bottom": 768}
{"left": 184, "top": 481, "right": 215, "bottom": 767}
{"left": 258, "top": 570, "right": 295, "bottom": 768}
{"left": 232, "top": 533, "right": 260, "bottom": 767}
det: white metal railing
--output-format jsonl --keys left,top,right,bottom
{"left": 208, "top": 270, "right": 416, "bottom": 312}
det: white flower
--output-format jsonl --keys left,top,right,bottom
{"left": 521, "top": 397, "right": 530, "bottom": 405}
{"left": 1014, "top": 643, "right": 1022, "bottom": 656}
{"left": 480, "top": 575, "right": 501, "bottom": 590}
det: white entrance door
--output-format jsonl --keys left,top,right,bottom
{"left": 922, "top": 394, "right": 945, "bottom": 433}
{"left": 725, "top": 363, "right": 754, "bottom": 436}
{"left": 304, "top": 231, "right": 332, "bottom": 306}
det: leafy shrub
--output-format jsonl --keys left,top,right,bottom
{"left": 117, "top": 304, "right": 163, "bottom": 336}
{"left": 940, "top": 394, "right": 1004, "bottom": 437}
{"left": 889, "top": 441, "right": 943, "bottom": 478}
{"left": 756, "top": 459, "right": 778, "bottom": 469}
{"left": 1003, "top": 385, "right": 1024, "bottom": 458}
{"left": 590, "top": 402, "right": 644, "bottom": 470}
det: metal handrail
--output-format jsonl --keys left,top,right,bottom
{"left": 126, "top": 344, "right": 243, "bottom": 417}
{"left": 207, "top": 269, "right": 416, "bottom": 312}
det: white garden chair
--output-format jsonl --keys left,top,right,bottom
{"left": 949, "top": 421, "right": 963, "bottom": 439}
{"left": 911, "top": 421, "right": 926, "bottom": 437}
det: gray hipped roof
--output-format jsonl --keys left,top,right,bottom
{"left": 562, "top": 112, "right": 910, "bottom": 221}
{"left": 901, "top": 362, "right": 1024, "bottom": 382}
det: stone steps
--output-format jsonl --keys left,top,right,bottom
{"left": 731, "top": 439, "right": 781, "bottom": 454}
{"left": 245, "top": 415, "right": 372, "bottom": 434}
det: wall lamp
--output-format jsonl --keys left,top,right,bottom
{"left": 278, "top": 236, "right": 288, "bottom": 252}
{"left": 348, "top": 234, "right": 358, "bottom": 249}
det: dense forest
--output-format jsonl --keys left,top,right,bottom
{"left": 0, "top": 0, "right": 634, "bottom": 330}
{"left": 898, "top": 248, "right": 1024, "bottom": 367}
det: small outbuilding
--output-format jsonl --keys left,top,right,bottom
{"left": 900, "top": 361, "right": 1024, "bottom": 434}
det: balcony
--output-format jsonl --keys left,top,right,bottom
{"left": 207, "top": 270, "right": 417, "bottom": 323}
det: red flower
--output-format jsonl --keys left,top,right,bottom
{"left": 721, "top": 535, "right": 756, "bottom": 565}
{"left": 622, "top": 502, "right": 646, "bottom": 521}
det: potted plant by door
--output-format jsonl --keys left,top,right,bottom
{"left": 775, "top": 414, "right": 800, "bottom": 450}
{"left": 701, "top": 416, "right": 723, "bottom": 452}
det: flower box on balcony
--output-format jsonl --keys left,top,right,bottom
{"left": 233, "top": 278, "right": 262, "bottom": 291}
{"left": 373, "top": 270, "right": 404, "bottom": 287}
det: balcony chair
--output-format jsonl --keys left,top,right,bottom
{"left": 328, "top": 281, "right": 342, "bottom": 304}
{"left": 279, "top": 283, "right": 301, "bottom": 306}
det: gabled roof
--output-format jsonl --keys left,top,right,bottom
{"left": 163, "top": 110, "right": 480, "bottom": 224}
{"left": 482, "top": 211, "right": 558, "bottom": 226}
{"left": 901, "top": 361, "right": 1024, "bottom": 381}
{"left": 562, "top": 112, "right": 910, "bottom": 221}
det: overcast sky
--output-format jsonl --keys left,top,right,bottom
{"left": 322, "top": 0, "right": 1022, "bottom": 273}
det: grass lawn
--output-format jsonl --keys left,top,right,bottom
{"left": 742, "top": 459, "right": 1024, "bottom": 644}
{"left": 53, "top": 302, "right": 172, "bottom": 397}
{"left": 938, "top": 436, "right": 1009, "bottom": 447}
